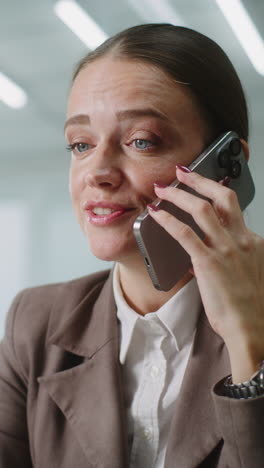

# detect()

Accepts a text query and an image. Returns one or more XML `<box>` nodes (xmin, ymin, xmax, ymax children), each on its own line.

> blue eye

<box><xmin>66</xmin><ymin>142</ymin><xmax>91</xmax><ymax>153</ymax></box>
<box><xmin>75</xmin><ymin>143</ymin><xmax>90</xmax><ymax>153</ymax></box>
<box><xmin>134</xmin><ymin>139</ymin><xmax>153</xmax><ymax>150</ymax></box>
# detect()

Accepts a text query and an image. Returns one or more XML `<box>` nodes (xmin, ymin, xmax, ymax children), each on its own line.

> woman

<box><xmin>1</xmin><ymin>23</ymin><xmax>264</xmax><ymax>468</ymax></box>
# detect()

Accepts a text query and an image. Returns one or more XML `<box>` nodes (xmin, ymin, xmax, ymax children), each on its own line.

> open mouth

<box><xmin>92</xmin><ymin>207</ymin><xmax>136</xmax><ymax>216</ymax></box>
<box><xmin>92</xmin><ymin>207</ymin><xmax>121</xmax><ymax>216</ymax></box>
<box><xmin>86</xmin><ymin>206</ymin><xmax>136</xmax><ymax>225</ymax></box>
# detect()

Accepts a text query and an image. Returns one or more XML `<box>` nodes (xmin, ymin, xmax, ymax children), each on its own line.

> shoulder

<box><xmin>3</xmin><ymin>269</ymin><xmax>111</xmax><ymax>377</ymax></box>
<box><xmin>7</xmin><ymin>268</ymin><xmax>111</xmax><ymax>326</ymax></box>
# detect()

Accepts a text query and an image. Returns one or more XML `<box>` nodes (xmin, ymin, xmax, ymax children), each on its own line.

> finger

<box><xmin>188</xmin><ymin>265</ymin><xmax>196</xmax><ymax>277</ymax></box>
<box><xmin>175</xmin><ymin>167</ymin><xmax>245</xmax><ymax>230</ymax></box>
<box><xmin>147</xmin><ymin>205</ymin><xmax>208</xmax><ymax>259</ymax></box>
<box><xmin>154</xmin><ymin>184</ymin><xmax>226</xmax><ymax>243</ymax></box>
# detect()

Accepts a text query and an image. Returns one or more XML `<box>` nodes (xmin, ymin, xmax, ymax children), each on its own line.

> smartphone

<box><xmin>133</xmin><ymin>131</ymin><xmax>255</xmax><ymax>291</ymax></box>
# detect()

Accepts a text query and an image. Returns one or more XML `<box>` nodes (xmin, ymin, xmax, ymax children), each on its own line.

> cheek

<box><xmin>132</xmin><ymin>161</ymin><xmax>177</xmax><ymax>196</ymax></box>
<box><xmin>68</xmin><ymin>173</ymin><xmax>73</xmax><ymax>198</ymax></box>
<box><xmin>69</xmin><ymin>164</ymin><xmax>82</xmax><ymax>196</ymax></box>
<box><xmin>68</xmin><ymin>166</ymin><xmax>84</xmax><ymax>217</ymax></box>
<box><xmin>68</xmin><ymin>170</ymin><xmax>75</xmax><ymax>201</ymax></box>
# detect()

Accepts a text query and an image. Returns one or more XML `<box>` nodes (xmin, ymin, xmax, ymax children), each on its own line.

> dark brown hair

<box><xmin>73</xmin><ymin>23</ymin><xmax>249</xmax><ymax>141</ymax></box>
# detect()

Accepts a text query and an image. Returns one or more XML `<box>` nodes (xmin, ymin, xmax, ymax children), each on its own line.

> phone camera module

<box><xmin>229</xmin><ymin>138</ymin><xmax>241</xmax><ymax>156</ymax></box>
<box><xmin>218</xmin><ymin>150</ymin><xmax>231</xmax><ymax>168</ymax></box>
<box><xmin>230</xmin><ymin>160</ymin><xmax>242</xmax><ymax>178</ymax></box>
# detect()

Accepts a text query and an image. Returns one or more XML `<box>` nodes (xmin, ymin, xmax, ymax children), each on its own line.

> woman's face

<box><xmin>66</xmin><ymin>56</ymin><xmax>210</xmax><ymax>263</ymax></box>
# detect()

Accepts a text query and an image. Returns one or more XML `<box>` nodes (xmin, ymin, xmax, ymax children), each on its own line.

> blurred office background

<box><xmin>0</xmin><ymin>0</ymin><xmax>263</xmax><ymax>337</ymax></box>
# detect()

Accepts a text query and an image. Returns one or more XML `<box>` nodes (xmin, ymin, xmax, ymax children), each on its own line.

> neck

<box><xmin>117</xmin><ymin>254</ymin><xmax>192</xmax><ymax>316</ymax></box>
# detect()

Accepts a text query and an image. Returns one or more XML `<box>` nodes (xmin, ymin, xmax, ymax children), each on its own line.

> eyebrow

<box><xmin>64</xmin><ymin>108</ymin><xmax>169</xmax><ymax>133</ymax></box>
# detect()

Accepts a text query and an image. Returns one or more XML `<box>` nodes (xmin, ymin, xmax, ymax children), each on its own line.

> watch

<box><xmin>224</xmin><ymin>361</ymin><xmax>264</xmax><ymax>399</ymax></box>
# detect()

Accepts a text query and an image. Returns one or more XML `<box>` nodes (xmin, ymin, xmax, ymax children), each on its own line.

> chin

<box><xmin>87</xmin><ymin>237</ymin><xmax>140</xmax><ymax>263</ymax></box>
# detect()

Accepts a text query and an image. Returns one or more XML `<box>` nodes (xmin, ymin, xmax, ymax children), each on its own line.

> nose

<box><xmin>83</xmin><ymin>144</ymin><xmax>123</xmax><ymax>189</ymax></box>
<box><xmin>84</xmin><ymin>167</ymin><xmax>123</xmax><ymax>188</ymax></box>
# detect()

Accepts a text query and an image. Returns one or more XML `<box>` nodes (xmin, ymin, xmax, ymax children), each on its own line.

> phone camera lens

<box><xmin>218</xmin><ymin>150</ymin><xmax>231</xmax><ymax>168</ymax></box>
<box><xmin>229</xmin><ymin>138</ymin><xmax>241</xmax><ymax>156</ymax></box>
<box><xmin>230</xmin><ymin>160</ymin><xmax>242</xmax><ymax>178</ymax></box>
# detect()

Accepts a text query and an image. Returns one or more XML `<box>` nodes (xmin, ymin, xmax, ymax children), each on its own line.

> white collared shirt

<box><xmin>113</xmin><ymin>265</ymin><xmax>202</xmax><ymax>468</ymax></box>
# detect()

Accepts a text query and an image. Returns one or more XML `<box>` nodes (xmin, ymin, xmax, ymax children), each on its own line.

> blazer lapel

<box><xmin>38</xmin><ymin>271</ymin><xmax>129</xmax><ymax>468</ymax></box>
<box><xmin>165</xmin><ymin>312</ymin><xmax>230</xmax><ymax>468</ymax></box>
<box><xmin>37</xmin><ymin>270</ymin><xmax>230</xmax><ymax>468</ymax></box>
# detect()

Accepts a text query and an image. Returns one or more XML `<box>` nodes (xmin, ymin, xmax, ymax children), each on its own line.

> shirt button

<box><xmin>150</xmin><ymin>365</ymin><xmax>160</xmax><ymax>378</ymax></box>
<box><xmin>142</xmin><ymin>427</ymin><xmax>153</xmax><ymax>441</ymax></box>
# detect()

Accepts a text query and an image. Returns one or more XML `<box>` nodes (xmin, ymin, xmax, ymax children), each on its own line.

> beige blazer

<box><xmin>0</xmin><ymin>269</ymin><xmax>263</xmax><ymax>468</ymax></box>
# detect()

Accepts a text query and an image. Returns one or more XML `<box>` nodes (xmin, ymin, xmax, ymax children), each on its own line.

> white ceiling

<box><xmin>1</xmin><ymin>1</ymin><xmax>263</xmax><ymax>215</ymax></box>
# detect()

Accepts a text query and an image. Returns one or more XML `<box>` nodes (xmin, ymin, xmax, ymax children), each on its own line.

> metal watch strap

<box><xmin>224</xmin><ymin>361</ymin><xmax>264</xmax><ymax>399</ymax></box>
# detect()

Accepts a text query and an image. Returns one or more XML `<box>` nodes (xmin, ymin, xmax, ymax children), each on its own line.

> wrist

<box><xmin>224</xmin><ymin>360</ymin><xmax>264</xmax><ymax>399</ymax></box>
<box><xmin>225</xmin><ymin>333</ymin><xmax>264</xmax><ymax>383</ymax></box>
<box><xmin>229</xmin><ymin>354</ymin><xmax>260</xmax><ymax>384</ymax></box>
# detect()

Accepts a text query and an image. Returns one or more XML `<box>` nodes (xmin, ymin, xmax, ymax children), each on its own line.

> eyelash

<box><xmin>66</xmin><ymin>138</ymin><xmax>159</xmax><ymax>155</ymax></box>
<box><xmin>66</xmin><ymin>143</ymin><xmax>90</xmax><ymax>152</ymax></box>
<box><xmin>131</xmin><ymin>138</ymin><xmax>155</xmax><ymax>150</ymax></box>
<box><xmin>66</xmin><ymin>144</ymin><xmax>74</xmax><ymax>152</ymax></box>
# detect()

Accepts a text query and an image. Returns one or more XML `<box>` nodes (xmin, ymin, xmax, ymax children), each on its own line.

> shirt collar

<box><xmin>113</xmin><ymin>264</ymin><xmax>202</xmax><ymax>362</ymax></box>
<box><xmin>113</xmin><ymin>265</ymin><xmax>139</xmax><ymax>363</ymax></box>
<box><xmin>156</xmin><ymin>276</ymin><xmax>201</xmax><ymax>350</ymax></box>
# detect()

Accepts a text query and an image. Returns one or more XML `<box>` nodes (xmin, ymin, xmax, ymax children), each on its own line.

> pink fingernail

<box><xmin>147</xmin><ymin>204</ymin><xmax>160</xmax><ymax>212</ymax></box>
<box><xmin>176</xmin><ymin>164</ymin><xmax>191</xmax><ymax>173</ymax></box>
<box><xmin>154</xmin><ymin>182</ymin><xmax>168</xmax><ymax>188</ymax></box>
<box><xmin>223</xmin><ymin>176</ymin><xmax>231</xmax><ymax>186</ymax></box>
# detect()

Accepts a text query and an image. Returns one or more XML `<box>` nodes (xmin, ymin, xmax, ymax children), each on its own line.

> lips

<box><xmin>84</xmin><ymin>201</ymin><xmax>136</xmax><ymax>226</ymax></box>
<box><xmin>93</xmin><ymin>207</ymin><xmax>118</xmax><ymax>215</ymax></box>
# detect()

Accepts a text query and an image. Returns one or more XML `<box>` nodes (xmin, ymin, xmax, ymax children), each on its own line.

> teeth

<box><xmin>93</xmin><ymin>207</ymin><xmax>115</xmax><ymax>215</ymax></box>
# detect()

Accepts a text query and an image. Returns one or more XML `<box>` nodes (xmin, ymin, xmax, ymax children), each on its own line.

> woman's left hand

<box><xmin>148</xmin><ymin>166</ymin><xmax>264</xmax><ymax>382</ymax></box>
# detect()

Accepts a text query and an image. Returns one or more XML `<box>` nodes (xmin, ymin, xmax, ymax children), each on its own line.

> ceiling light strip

<box><xmin>54</xmin><ymin>0</ymin><xmax>108</xmax><ymax>50</ymax></box>
<box><xmin>215</xmin><ymin>0</ymin><xmax>264</xmax><ymax>76</ymax></box>
<box><xmin>0</xmin><ymin>72</ymin><xmax>27</xmax><ymax>109</ymax></box>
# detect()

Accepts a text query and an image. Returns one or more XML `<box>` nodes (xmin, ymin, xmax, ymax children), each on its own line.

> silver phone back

<box><xmin>133</xmin><ymin>131</ymin><xmax>255</xmax><ymax>291</ymax></box>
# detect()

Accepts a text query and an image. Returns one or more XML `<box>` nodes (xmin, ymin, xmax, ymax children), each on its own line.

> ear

<box><xmin>240</xmin><ymin>138</ymin><xmax>250</xmax><ymax>161</ymax></box>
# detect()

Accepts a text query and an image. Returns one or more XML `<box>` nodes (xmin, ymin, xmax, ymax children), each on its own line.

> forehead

<box><xmin>67</xmin><ymin>57</ymin><xmax>198</xmax><ymax>119</ymax></box>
